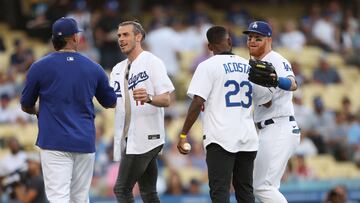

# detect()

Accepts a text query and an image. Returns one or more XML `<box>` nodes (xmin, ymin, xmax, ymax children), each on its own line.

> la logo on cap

<box><xmin>252</xmin><ymin>22</ymin><xmax>258</xmax><ymax>28</ymax></box>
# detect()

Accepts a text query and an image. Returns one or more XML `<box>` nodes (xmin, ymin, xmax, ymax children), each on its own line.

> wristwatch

<box><xmin>146</xmin><ymin>94</ymin><xmax>153</xmax><ymax>104</ymax></box>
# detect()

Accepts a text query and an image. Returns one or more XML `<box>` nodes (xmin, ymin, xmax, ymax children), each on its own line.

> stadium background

<box><xmin>0</xmin><ymin>0</ymin><xmax>360</xmax><ymax>202</ymax></box>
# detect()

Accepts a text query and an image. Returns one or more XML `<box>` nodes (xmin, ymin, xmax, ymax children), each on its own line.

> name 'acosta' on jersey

<box><xmin>223</xmin><ymin>62</ymin><xmax>250</xmax><ymax>74</ymax></box>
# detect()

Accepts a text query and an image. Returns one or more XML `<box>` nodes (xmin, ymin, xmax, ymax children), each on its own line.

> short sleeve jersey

<box><xmin>187</xmin><ymin>54</ymin><xmax>272</xmax><ymax>152</ymax></box>
<box><xmin>110</xmin><ymin>51</ymin><xmax>174</xmax><ymax>161</ymax></box>
<box><xmin>253</xmin><ymin>51</ymin><xmax>295</xmax><ymax>122</ymax></box>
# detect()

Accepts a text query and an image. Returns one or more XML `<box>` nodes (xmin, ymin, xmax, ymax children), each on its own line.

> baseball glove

<box><xmin>248</xmin><ymin>59</ymin><xmax>278</xmax><ymax>87</ymax></box>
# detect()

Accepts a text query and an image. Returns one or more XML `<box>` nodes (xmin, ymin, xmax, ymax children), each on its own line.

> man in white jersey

<box><xmin>110</xmin><ymin>21</ymin><xmax>175</xmax><ymax>203</ymax></box>
<box><xmin>177</xmin><ymin>25</ymin><xmax>272</xmax><ymax>203</ymax></box>
<box><xmin>243</xmin><ymin>21</ymin><xmax>301</xmax><ymax>203</ymax></box>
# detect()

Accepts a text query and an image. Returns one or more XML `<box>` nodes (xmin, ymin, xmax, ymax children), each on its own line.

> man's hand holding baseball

<box><xmin>177</xmin><ymin>134</ymin><xmax>191</xmax><ymax>155</ymax></box>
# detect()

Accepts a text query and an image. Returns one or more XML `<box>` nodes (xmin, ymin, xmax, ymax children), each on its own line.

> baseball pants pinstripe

<box><xmin>40</xmin><ymin>149</ymin><xmax>95</xmax><ymax>203</ymax></box>
<box><xmin>114</xmin><ymin>145</ymin><xmax>163</xmax><ymax>203</ymax></box>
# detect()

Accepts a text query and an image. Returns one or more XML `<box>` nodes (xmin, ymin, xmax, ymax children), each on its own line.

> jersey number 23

<box><xmin>224</xmin><ymin>80</ymin><xmax>252</xmax><ymax>108</ymax></box>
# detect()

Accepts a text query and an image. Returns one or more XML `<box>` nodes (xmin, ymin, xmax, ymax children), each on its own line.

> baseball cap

<box><xmin>243</xmin><ymin>21</ymin><xmax>272</xmax><ymax>37</ymax></box>
<box><xmin>52</xmin><ymin>17</ymin><xmax>82</xmax><ymax>37</ymax></box>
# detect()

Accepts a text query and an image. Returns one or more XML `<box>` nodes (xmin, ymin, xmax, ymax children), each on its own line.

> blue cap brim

<box><xmin>52</xmin><ymin>29</ymin><xmax>83</xmax><ymax>37</ymax></box>
<box><xmin>243</xmin><ymin>30</ymin><xmax>267</xmax><ymax>36</ymax></box>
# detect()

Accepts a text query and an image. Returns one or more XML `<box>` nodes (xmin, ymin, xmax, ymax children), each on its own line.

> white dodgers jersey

<box><xmin>187</xmin><ymin>54</ymin><xmax>272</xmax><ymax>153</ymax></box>
<box><xmin>110</xmin><ymin>51</ymin><xmax>175</xmax><ymax>161</ymax></box>
<box><xmin>253</xmin><ymin>51</ymin><xmax>295</xmax><ymax>122</ymax></box>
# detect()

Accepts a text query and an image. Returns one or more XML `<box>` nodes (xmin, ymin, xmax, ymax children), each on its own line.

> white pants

<box><xmin>40</xmin><ymin>149</ymin><xmax>95</xmax><ymax>203</ymax></box>
<box><xmin>253</xmin><ymin>117</ymin><xmax>300</xmax><ymax>203</ymax></box>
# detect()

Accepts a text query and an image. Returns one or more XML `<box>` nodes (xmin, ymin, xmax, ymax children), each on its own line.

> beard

<box><xmin>121</xmin><ymin>41</ymin><xmax>136</xmax><ymax>55</ymax></box>
<box><xmin>249</xmin><ymin>46</ymin><xmax>265</xmax><ymax>58</ymax></box>
<box><xmin>247</xmin><ymin>40</ymin><xmax>268</xmax><ymax>58</ymax></box>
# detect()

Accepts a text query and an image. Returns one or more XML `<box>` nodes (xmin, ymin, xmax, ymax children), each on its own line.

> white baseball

<box><xmin>183</xmin><ymin>143</ymin><xmax>191</xmax><ymax>151</ymax></box>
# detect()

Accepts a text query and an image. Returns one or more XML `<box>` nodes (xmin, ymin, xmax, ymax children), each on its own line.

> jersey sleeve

<box><xmin>187</xmin><ymin>62</ymin><xmax>212</xmax><ymax>100</ymax></box>
<box><xmin>150</xmin><ymin>57</ymin><xmax>175</xmax><ymax>95</ymax></box>
<box><xmin>252</xmin><ymin>83</ymin><xmax>273</xmax><ymax>106</ymax></box>
<box><xmin>95</xmin><ymin>66</ymin><xmax>117</xmax><ymax>108</ymax></box>
<box><xmin>20</xmin><ymin>63</ymin><xmax>40</xmax><ymax>107</ymax></box>
<box><xmin>273</xmin><ymin>58</ymin><xmax>294</xmax><ymax>78</ymax></box>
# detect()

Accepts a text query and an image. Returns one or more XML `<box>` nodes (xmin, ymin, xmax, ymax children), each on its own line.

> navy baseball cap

<box><xmin>52</xmin><ymin>17</ymin><xmax>82</xmax><ymax>37</ymax></box>
<box><xmin>243</xmin><ymin>21</ymin><xmax>272</xmax><ymax>37</ymax></box>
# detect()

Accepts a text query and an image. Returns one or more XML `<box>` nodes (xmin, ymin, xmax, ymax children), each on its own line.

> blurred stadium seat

<box><xmin>0</xmin><ymin>53</ymin><xmax>9</xmax><ymax>72</ymax></box>
<box><xmin>297</xmin><ymin>46</ymin><xmax>323</xmax><ymax>68</ymax></box>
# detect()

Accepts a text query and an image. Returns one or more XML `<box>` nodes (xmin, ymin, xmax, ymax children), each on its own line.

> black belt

<box><xmin>256</xmin><ymin>116</ymin><xmax>295</xmax><ymax>130</ymax></box>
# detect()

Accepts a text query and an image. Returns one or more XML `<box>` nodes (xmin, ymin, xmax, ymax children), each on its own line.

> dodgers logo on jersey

<box><xmin>128</xmin><ymin>71</ymin><xmax>149</xmax><ymax>90</ymax></box>
<box><xmin>283</xmin><ymin>62</ymin><xmax>292</xmax><ymax>71</ymax></box>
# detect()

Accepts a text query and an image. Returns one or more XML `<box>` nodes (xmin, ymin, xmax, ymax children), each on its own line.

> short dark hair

<box><xmin>119</xmin><ymin>20</ymin><xmax>146</xmax><ymax>42</ymax></box>
<box><xmin>51</xmin><ymin>35</ymin><xmax>67</xmax><ymax>51</ymax></box>
<box><xmin>206</xmin><ymin>26</ymin><xmax>228</xmax><ymax>44</ymax></box>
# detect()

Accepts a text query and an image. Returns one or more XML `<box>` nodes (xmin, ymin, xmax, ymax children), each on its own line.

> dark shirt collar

<box><xmin>217</xmin><ymin>51</ymin><xmax>234</xmax><ymax>55</ymax></box>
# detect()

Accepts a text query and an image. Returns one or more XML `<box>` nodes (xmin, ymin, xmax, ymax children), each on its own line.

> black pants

<box><xmin>114</xmin><ymin>145</ymin><xmax>163</xmax><ymax>203</ymax></box>
<box><xmin>206</xmin><ymin>143</ymin><xmax>257</xmax><ymax>203</ymax></box>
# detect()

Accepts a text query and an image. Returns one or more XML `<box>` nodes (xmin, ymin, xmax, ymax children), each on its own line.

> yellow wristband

<box><xmin>180</xmin><ymin>134</ymin><xmax>187</xmax><ymax>139</ymax></box>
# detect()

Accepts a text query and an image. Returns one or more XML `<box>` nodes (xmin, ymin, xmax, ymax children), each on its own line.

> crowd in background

<box><xmin>0</xmin><ymin>0</ymin><xmax>360</xmax><ymax>202</ymax></box>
